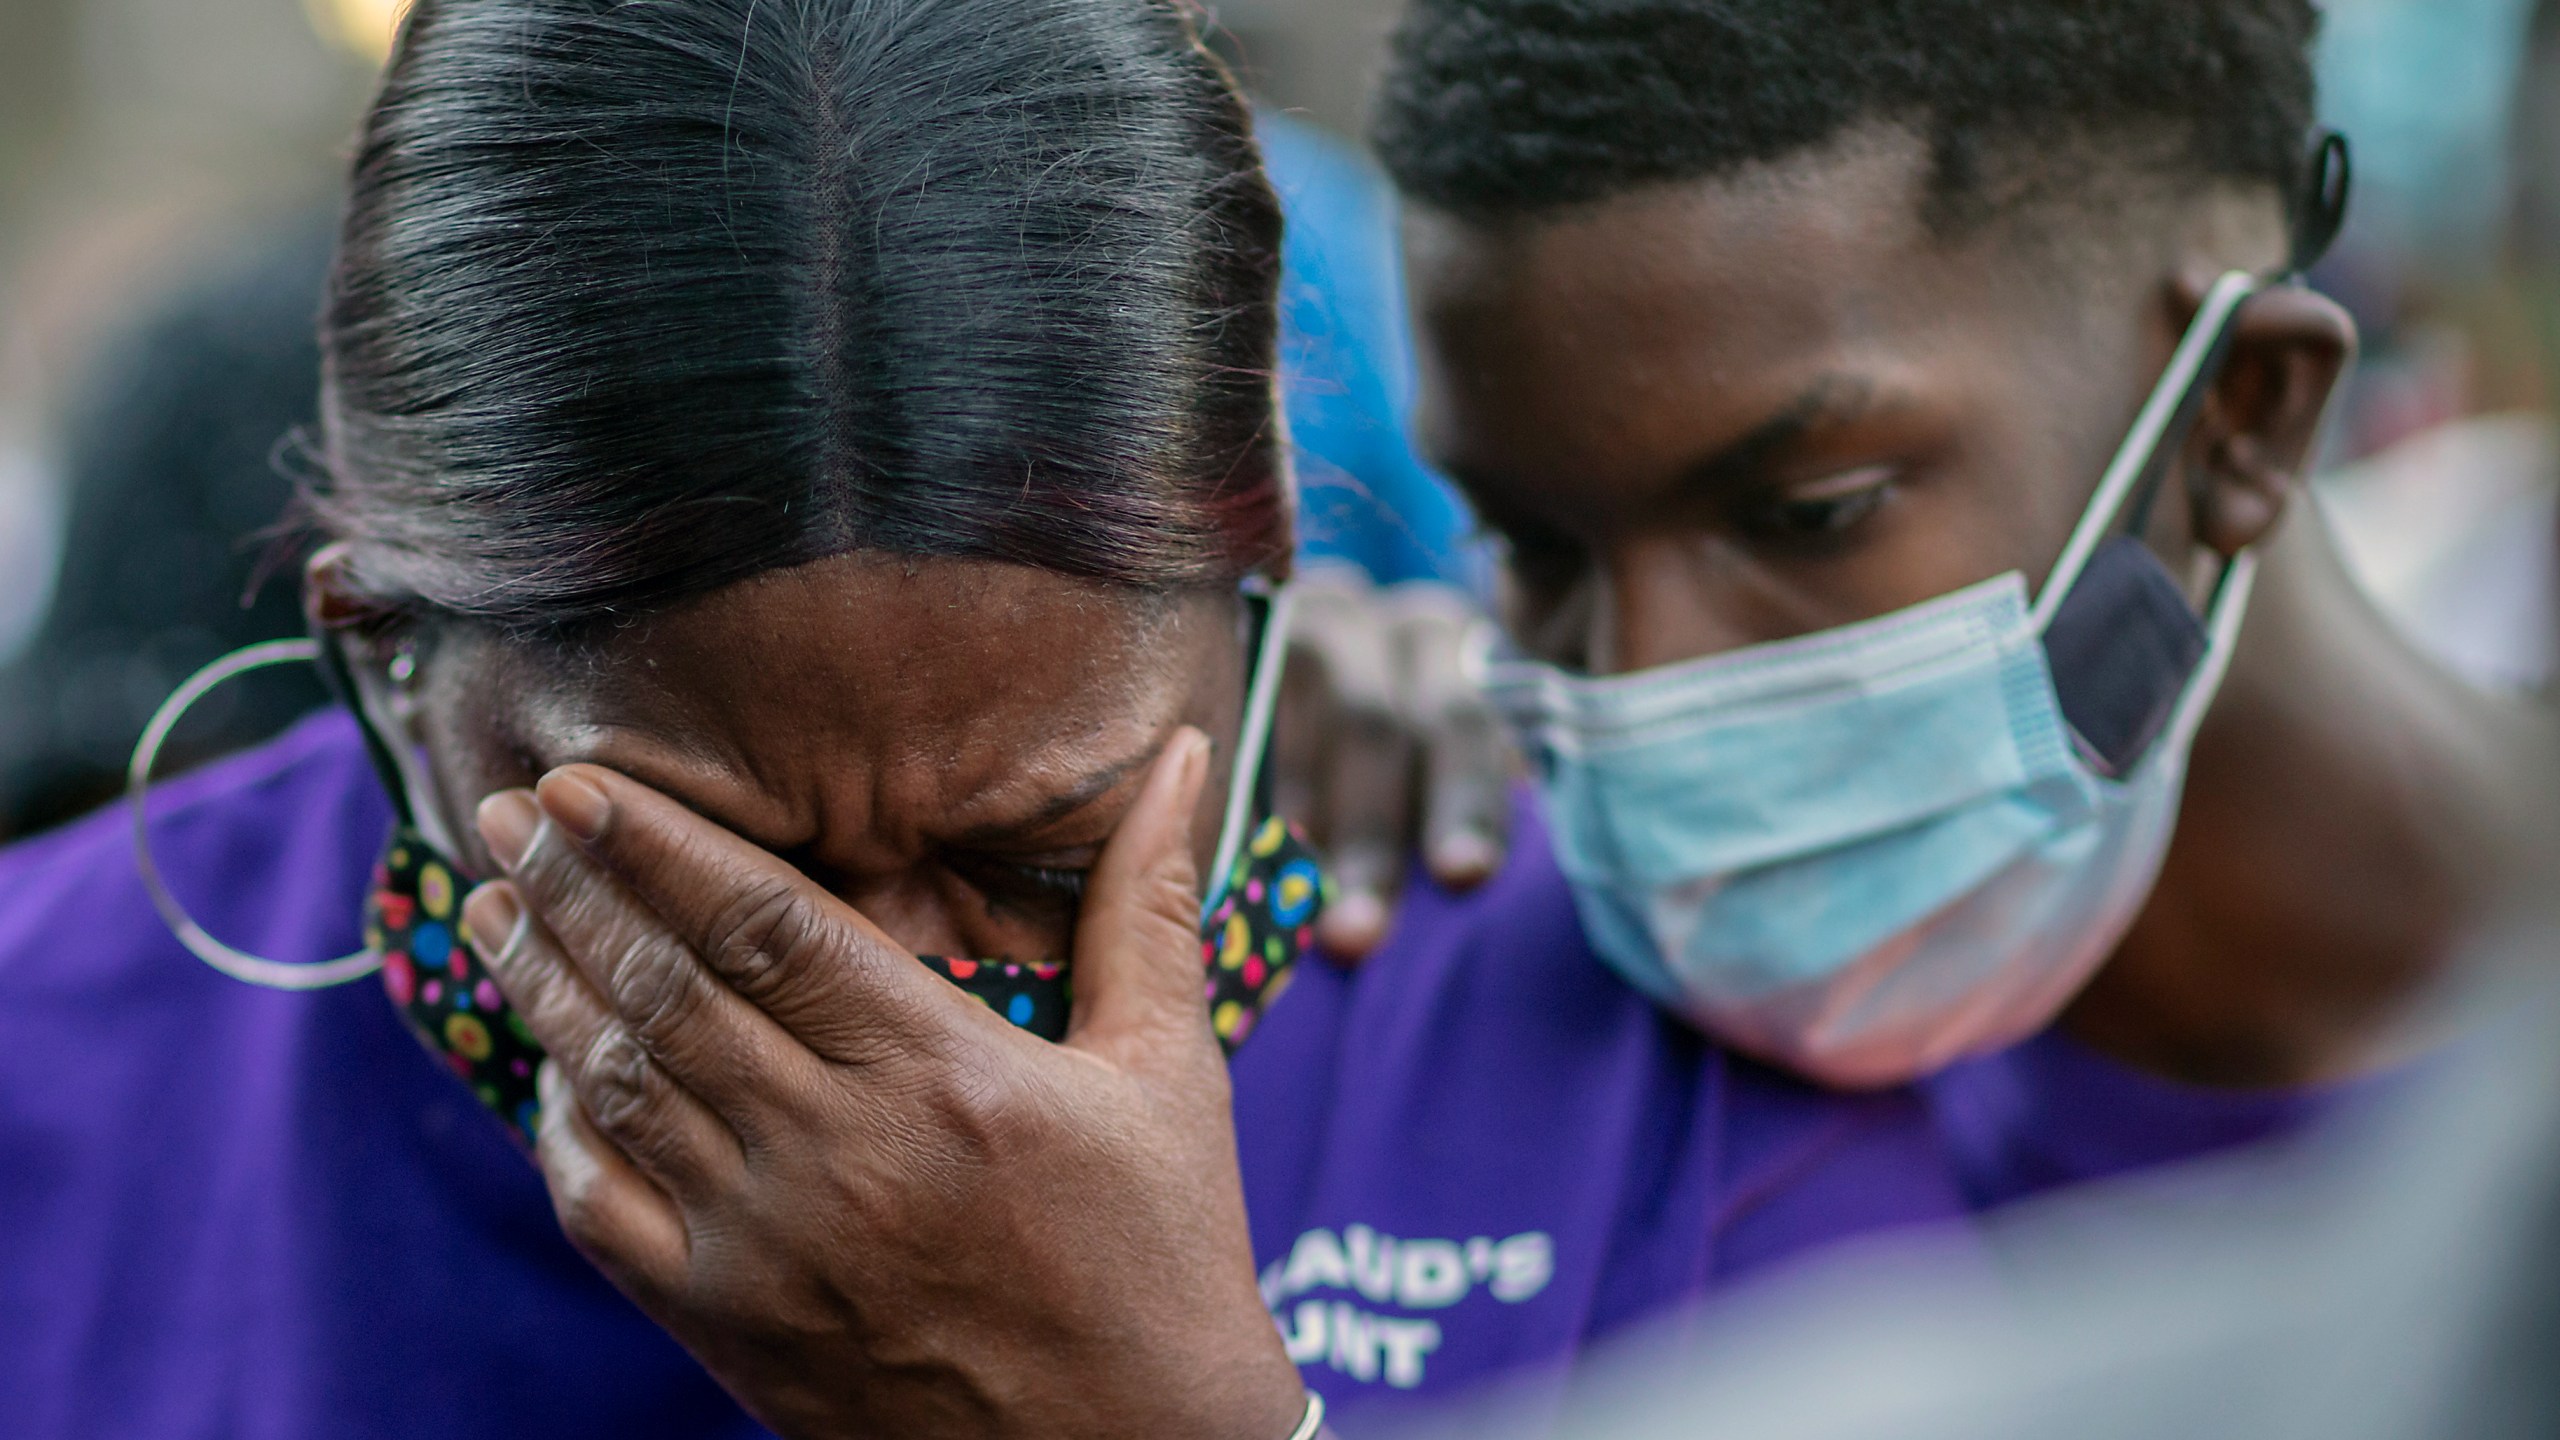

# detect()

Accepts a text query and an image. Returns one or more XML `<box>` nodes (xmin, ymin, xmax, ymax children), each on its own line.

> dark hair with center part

<box><xmin>1372</xmin><ymin>0</ymin><xmax>2322</xmax><ymax>231</ymax></box>
<box><xmin>311</xmin><ymin>0</ymin><xmax>1286</xmax><ymax>634</ymax></box>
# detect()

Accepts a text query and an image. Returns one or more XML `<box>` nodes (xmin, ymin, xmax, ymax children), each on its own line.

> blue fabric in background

<box><xmin>2317</xmin><ymin>0</ymin><xmax>2536</xmax><ymax>261</ymax></box>
<box><xmin>1260</xmin><ymin>110</ymin><xmax>1482</xmax><ymax>591</ymax></box>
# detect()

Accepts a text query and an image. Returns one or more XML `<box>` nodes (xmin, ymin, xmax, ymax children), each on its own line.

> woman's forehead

<box><xmin>457</xmin><ymin>554</ymin><xmax>1232</xmax><ymax>846</ymax></box>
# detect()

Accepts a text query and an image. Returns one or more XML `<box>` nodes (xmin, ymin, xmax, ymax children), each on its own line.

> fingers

<box><xmin>517</xmin><ymin>765</ymin><xmax>948</xmax><ymax>1065</ymax></box>
<box><xmin>1310</xmin><ymin>729</ymin><xmax>1409</xmax><ymax>960</ymax></box>
<box><xmin>1066</xmin><ymin>728</ymin><xmax>1215</xmax><ymax>1072</ymax></box>
<box><xmin>477</xmin><ymin>784</ymin><xmax>817</xmax><ymax>1128</ymax></box>
<box><xmin>463</xmin><ymin>871</ymin><xmax>744</xmax><ymax>1196</ymax></box>
<box><xmin>1283</xmin><ymin>571</ymin><xmax>1416</xmax><ymax>959</ymax></box>
<box><xmin>1420</xmin><ymin>706</ymin><xmax>1511</xmax><ymax>888</ymax></box>
<box><xmin>532</xmin><ymin>1059</ymin><xmax>691</xmax><ymax>1305</ymax></box>
<box><xmin>1390</xmin><ymin>588</ymin><xmax>1513</xmax><ymax>891</ymax></box>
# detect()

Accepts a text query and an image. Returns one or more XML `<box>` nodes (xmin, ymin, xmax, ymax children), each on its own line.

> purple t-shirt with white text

<box><xmin>0</xmin><ymin>715</ymin><xmax>2341</xmax><ymax>1436</ymax></box>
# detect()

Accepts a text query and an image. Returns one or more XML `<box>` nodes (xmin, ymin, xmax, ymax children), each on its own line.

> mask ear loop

<box><xmin>2146</xmin><ymin>549</ymin><xmax>2261</xmax><ymax>775</ymax></box>
<box><xmin>2031</xmin><ymin>133</ymin><xmax>2352</xmax><ymax>631</ymax></box>
<box><xmin>1201</xmin><ymin>580</ymin><xmax>1297</xmax><ymax>924</ymax></box>
<box><xmin>2029</xmin><ymin>269</ymin><xmax>2262</xmax><ymax>634</ymax></box>
<box><xmin>127</xmin><ymin>639</ymin><xmax>386</xmax><ymax>990</ymax></box>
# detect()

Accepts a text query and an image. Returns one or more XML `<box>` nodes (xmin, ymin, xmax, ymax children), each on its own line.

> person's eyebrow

<box><xmin>1429</xmin><ymin>373</ymin><xmax>1878</xmax><ymax>526</ymax></box>
<box><xmin>948</xmin><ymin>736</ymin><xmax>1169</xmax><ymax>848</ymax></box>
<box><xmin>1675</xmin><ymin>374</ymin><xmax>1875</xmax><ymax>499</ymax></box>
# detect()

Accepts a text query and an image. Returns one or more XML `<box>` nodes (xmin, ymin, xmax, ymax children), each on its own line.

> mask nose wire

<box><xmin>2028</xmin><ymin>269</ymin><xmax>2262</xmax><ymax>636</ymax></box>
<box><xmin>128</xmin><ymin>639</ymin><xmax>386</xmax><ymax>990</ymax></box>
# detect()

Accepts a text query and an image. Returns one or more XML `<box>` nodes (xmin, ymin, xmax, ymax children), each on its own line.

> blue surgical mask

<box><xmin>1480</xmin><ymin>272</ymin><xmax>2267</xmax><ymax>1089</ymax></box>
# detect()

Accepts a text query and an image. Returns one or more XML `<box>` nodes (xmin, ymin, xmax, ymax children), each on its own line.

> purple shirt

<box><xmin>1232</xmin><ymin>795</ymin><xmax>2346</xmax><ymax>1431</ymax></box>
<box><xmin>0</xmin><ymin>715</ymin><xmax>2335</xmax><ymax>1436</ymax></box>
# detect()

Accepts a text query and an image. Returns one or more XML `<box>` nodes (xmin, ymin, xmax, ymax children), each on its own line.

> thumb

<box><xmin>1066</xmin><ymin>726</ymin><xmax>1215</xmax><ymax>1069</ymax></box>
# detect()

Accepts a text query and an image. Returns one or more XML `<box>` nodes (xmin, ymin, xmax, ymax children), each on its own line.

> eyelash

<box><xmin>1003</xmin><ymin>863</ymin><xmax>1088</xmax><ymax>903</ymax></box>
<box><xmin>951</xmin><ymin>855</ymin><xmax>1090</xmax><ymax>917</ymax></box>
<box><xmin>1746</xmin><ymin>473</ymin><xmax>1895</xmax><ymax>543</ymax></box>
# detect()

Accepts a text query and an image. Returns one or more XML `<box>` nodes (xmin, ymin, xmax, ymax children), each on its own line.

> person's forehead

<box><xmin>1401</xmin><ymin>128</ymin><xmax>2010</xmax><ymax>474</ymax></box>
<box><xmin>1412</xmin><ymin>127</ymin><xmax>1936</xmax><ymax>318</ymax></box>
<box><xmin>469</xmin><ymin>555</ymin><xmax>1208</xmax><ymax>839</ymax></box>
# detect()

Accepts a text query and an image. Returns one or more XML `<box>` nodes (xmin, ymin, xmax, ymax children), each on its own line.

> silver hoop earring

<box><xmin>127</xmin><ymin>638</ymin><xmax>385</xmax><ymax>991</ymax></box>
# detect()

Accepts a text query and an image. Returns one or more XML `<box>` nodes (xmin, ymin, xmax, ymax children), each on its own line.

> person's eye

<box><xmin>949</xmin><ymin>853</ymin><xmax>1090</xmax><ymax>918</ymax></box>
<box><xmin>1745</xmin><ymin>466</ymin><xmax>1896</xmax><ymax>542</ymax></box>
<box><xmin>1001</xmin><ymin>862</ymin><xmax>1088</xmax><ymax>904</ymax></box>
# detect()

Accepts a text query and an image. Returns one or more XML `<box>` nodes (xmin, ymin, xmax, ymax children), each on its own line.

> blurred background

<box><xmin>0</xmin><ymin>0</ymin><xmax>2553</xmax><ymax>841</ymax></box>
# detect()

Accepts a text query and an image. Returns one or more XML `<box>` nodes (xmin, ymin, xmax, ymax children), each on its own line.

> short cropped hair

<box><xmin>1372</xmin><ymin>0</ymin><xmax>2322</xmax><ymax>231</ymax></box>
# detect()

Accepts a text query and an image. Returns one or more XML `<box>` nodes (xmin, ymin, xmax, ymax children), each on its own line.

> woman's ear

<box><xmin>304</xmin><ymin>542</ymin><xmax>421</xmax><ymax>724</ymax></box>
<box><xmin>2181</xmin><ymin>282</ymin><xmax>2358</xmax><ymax>557</ymax></box>
<box><xmin>305</xmin><ymin>542</ymin><xmax>389</xmax><ymax>636</ymax></box>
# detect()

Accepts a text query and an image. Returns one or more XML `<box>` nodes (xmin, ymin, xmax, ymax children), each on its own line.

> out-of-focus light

<box><xmin>306</xmin><ymin>0</ymin><xmax>410</xmax><ymax>67</ymax></box>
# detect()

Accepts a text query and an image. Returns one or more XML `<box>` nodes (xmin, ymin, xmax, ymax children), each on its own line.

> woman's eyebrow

<box><xmin>949</xmin><ymin>737</ymin><xmax>1169</xmax><ymax>846</ymax></box>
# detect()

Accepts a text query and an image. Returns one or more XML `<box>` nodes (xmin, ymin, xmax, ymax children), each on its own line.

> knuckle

<box><xmin>608</xmin><ymin>931</ymin><xmax>707</xmax><ymax>1052</ymax></box>
<box><xmin>915</xmin><ymin>1059</ymin><xmax>1049</xmax><ymax>1181</ymax></box>
<box><xmin>550</xmin><ymin>1168</ymin><xmax>608</xmax><ymax>1248</ymax></box>
<box><xmin>704</xmin><ymin>876</ymin><xmax>823</xmax><ymax>1001</ymax></box>
<box><xmin>579</xmin><ymin>1028</ymin><xmax>668</xmax><ymax>1141</ymax></box>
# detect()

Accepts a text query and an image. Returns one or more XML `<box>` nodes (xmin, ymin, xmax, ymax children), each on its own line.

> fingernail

<box><xmin>1429</xmin><ymin>828</ymin><xmax>1501</xmax><ymax>887</ymax></box>
<box><xmin>538</xmin><ymin>769</ymin><xmax>610</xmax><ymax>843</ymax></box>
<box><xmin>463</xmin><ymin>884</ymin><xmax>526</xmax><ymax>968</ymax></box>
<box><xmin>478</xmin><ymin>790</ymin><xmax>541</xmax><ymax>871</ymax></box>
<box><xmin>1320</xmin><ymin>888</ymin><xmax>1391</xmax><ymax>958</ymax></box>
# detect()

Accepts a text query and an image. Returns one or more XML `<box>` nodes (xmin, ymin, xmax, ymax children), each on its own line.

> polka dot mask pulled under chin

<box><xmin>365</xmin><ymin>812</ymin><xmax>1329</xmax><ymax>1147</ymax></box>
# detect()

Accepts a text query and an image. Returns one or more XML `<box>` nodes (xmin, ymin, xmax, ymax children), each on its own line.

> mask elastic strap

<box><xmin>317</xmin><ymin>630</ymin><xmax>475</xmax><ymax>865</ymax></box>
<box><xmin>2150</xmin><ymin>549</ymin><xmax>2260</xmax><ymax>770</ymax></box>
<box><xmin>1201</xmin><ymin>580</ymin><xmax>1296</xmax><ymax>923</ymax></box>
<box><xmin>127</xmin><ymin>640</ymin><xmax>385</xmax><ymax>990</ymax></box>
<box><xmin>2029</xmin><ymin>270</ymin><xmax>2262</xmax><ymax>634</ymax></box>
<box><xmin>311</xmin><ymin>630</ymin><xmax>418</xmax><ymax>829</ymax></box>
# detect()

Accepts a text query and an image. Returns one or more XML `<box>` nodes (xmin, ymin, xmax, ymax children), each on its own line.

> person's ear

<box><xmin>305</xmin><ymin>541</ymin><xmax>391</xmax><ymax>637</ymax></box>
<box><xmin>2177</xmin><ymin>279</ymin><xmax>2358</xmax><ymax>557</ymax></box>
<box><xmin>305</xmin><ymin>542</ymin><xmax>420</xmax><ymax>723</ymax></box>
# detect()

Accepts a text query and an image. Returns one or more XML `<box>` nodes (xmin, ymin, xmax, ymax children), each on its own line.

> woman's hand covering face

<box><xmin>1271</xmin><ymin>566</ymin><xmax>1518</xmax><ymax>959</ymax></box>
<box><xmin>461</xmin><ymin>735</ymin><xmax>1309</xmax><ymax>1440</ymax></box>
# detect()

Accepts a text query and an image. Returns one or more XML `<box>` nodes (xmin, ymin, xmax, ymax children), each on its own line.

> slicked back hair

<box><xmin>313</xmin><ymin>0</ymin><xmax>1287</xmax><ymax>635</ymax></box>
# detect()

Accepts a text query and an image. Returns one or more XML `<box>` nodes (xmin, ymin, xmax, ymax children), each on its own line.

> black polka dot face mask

<box><xmin>355</xmin><ymin>587</ymin><xmax>1324</xmax><ymax>1147</ymax></box>
<box><xmin>135</xmin><ymin>589</ymin><xmax>1326</xmax><ymax>1149</ymax></box>
<box><xmin>361</xmin><ymin>810</ymin><xmax>1327</xmax><ymax>1147</ymax></box>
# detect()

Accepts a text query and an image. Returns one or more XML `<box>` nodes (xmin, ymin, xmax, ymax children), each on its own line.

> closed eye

<box><xmin>946</xmin><ymin>851</ymin><xmax>1090</xmax><ymax>921</ymax></box>
<box><xmin>1742</xmin><ymin>465</ymin><xmax>1896</xmax><ymax>544</ymax></box>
